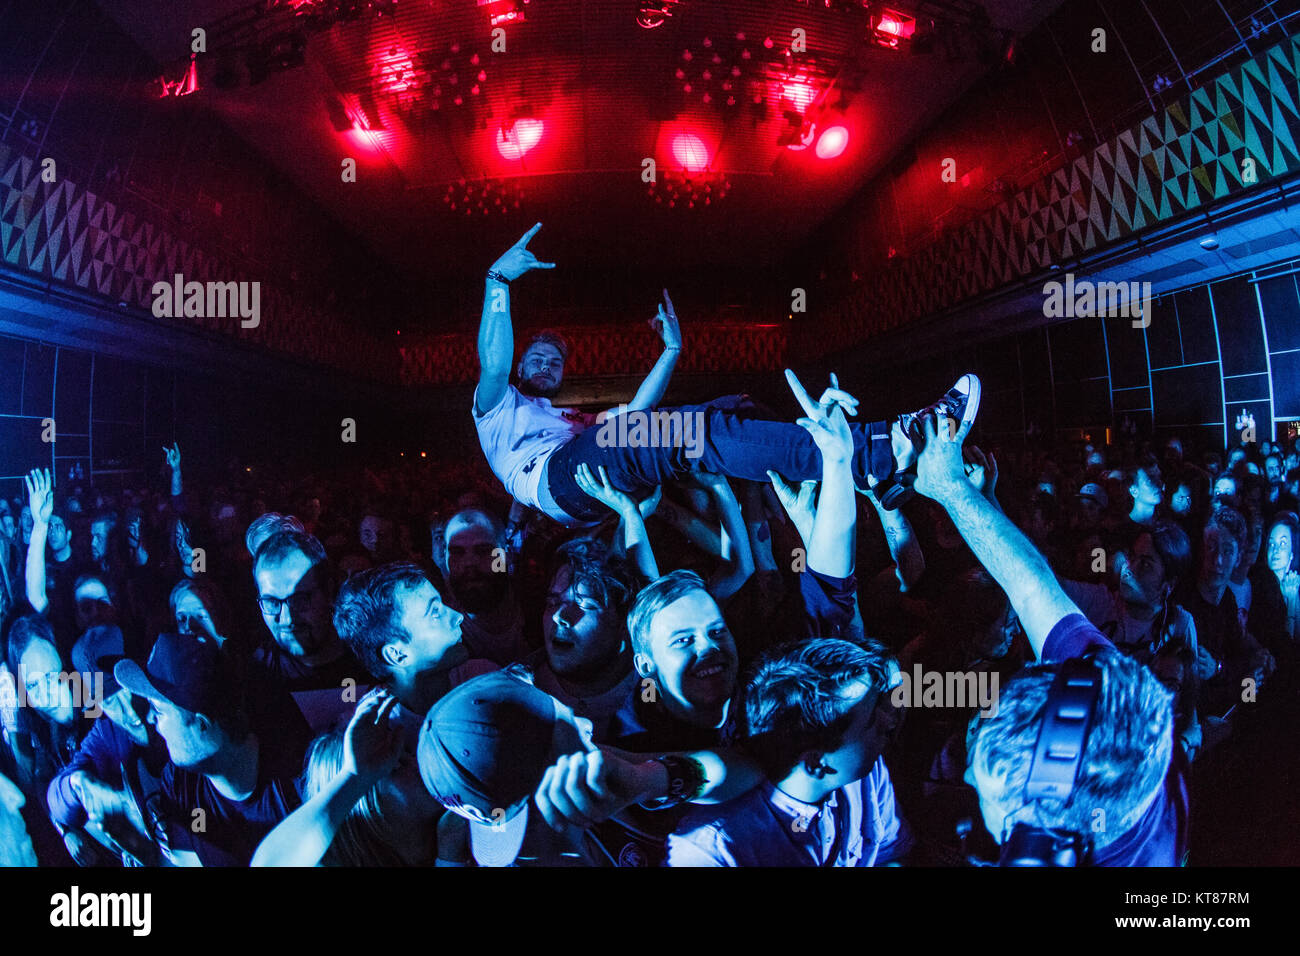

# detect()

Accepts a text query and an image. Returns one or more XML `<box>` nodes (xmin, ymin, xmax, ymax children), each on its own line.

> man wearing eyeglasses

<box><xmin>250</xmin><ymin>531</ymin><xmax>370</xmax><ymax>728</ymax></box>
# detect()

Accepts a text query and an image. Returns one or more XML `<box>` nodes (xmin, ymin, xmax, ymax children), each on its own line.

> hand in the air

<box><xmin>489</xmin><ymin>223</ymin><xmax>556</xmax><ymax>282</ymax></box>
<box><xmin>24</xmin><ymin>469</ymin><xmax>53</xmax><ymax>527</ymax></box>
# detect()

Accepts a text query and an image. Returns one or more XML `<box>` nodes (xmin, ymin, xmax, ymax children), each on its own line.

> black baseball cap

<box><xmin>71</xmin><ymin>624</ymin><xmax>125</xmax><ymax>697</ymax></box>
<box><xmin>417</xmin><ymin>671</ymin><xmax>566</xmax><ymax>867</ymax></box>
<box><xmin>114</xmin><ymin>633</ymin><xmax>235</xmax><ymax>718</ymax></box>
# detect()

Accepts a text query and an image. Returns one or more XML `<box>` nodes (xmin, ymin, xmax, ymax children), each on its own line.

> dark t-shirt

<box><xmin>249</xmin><ymin>639</ymin><xmax>372</xmax><ymax>693</ymax></box>
<box><xmin>161</xmin><ymin>730</ymin><xmax>305</xmax><ymax>867</ymax></box>
<box><xmin>44</xmin><ymin>554</ymin><xmax>83</xmax><ymax>659</ymax></box>
<box><xmin>1174</xmin><ymin>583</ymin><xmax>1264</xmax><ymax>716</ymax></box>
<box><xmin>1041</xmin><ymin>613</ymin><xmax>1189</xmax><ymax>866</ymax></box>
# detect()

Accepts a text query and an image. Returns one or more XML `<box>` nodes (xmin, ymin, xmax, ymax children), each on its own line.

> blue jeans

<box><xmin>546</xmin><ymin>395</ymin><xmax>896</xmax><ymax>522</ymax></box>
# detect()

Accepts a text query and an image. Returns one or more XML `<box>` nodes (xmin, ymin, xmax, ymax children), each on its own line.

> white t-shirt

<box><xmin>473</xmin><ymin>384</ymin><xmax>589</xmax><ymax>521</ymax></box>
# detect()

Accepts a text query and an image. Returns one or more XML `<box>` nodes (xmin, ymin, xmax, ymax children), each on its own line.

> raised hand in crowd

<box><xmin>23</xmin><ymin>468</ymin><xmax>53</xmax><ymax>613</ymax></box>
<box><xmin>164</xmin><ymin>442</ymin><xmax>183</xmax><ymax>496</ymax></box>
<box><xmin>576</xmin><ymin>463</ymin><xmax>659</xmax><ymax>580</ymax></box>
<box><xmin>488</xmin><ymin>222</ymin><xmax>556</xmax><ymax>282</ymax></box>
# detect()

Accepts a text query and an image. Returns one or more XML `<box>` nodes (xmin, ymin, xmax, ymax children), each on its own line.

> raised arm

<box><xmin>619</xmin><ymin>290</ymin><xmax>682</xmax><ymax>415</ymax></box>
<box><xmin>963</xmin><ymin>443</ymin><xmax>1002</xmax><ymax>513</ymax></box>
<box><xmin>913</xmin><ymin>414</ymin><xmax>1078</xmax><ymax>659</ymax></box>
<box><xmin>687</xmin><ymin>473</ymin><xmax>755</xmax><ymax>603</ymax></box>
<box><xmin>653</xmin><ymin>496</ymin><xmax>725</xmax><ymax>558</ymax></box>
<box><xmin>575</xmin><ymin>464</ymin><xmax>660</xmax><ymax>581</ymax></box>
<box><xmin>163</xmin><ymin>443</ymin><xmax>183</xmax><ymax>498</ymax></box>
<box><xmin>768</xmin><ymin>370</ymin><xmax>860</xmax><ymax>578</ymax></box>
<box><xmin>475</xmin><ymin>223</ymin><xmax>555</xmax><ymax>417</ymax></box>
<box><xmin>862</xmin><ymin>479</ymin><xmax>925</xmax><ymax>591</ymax></box>
<box><xmin>23</xmin><ymin>469</ymin><xmax>53</xmax><ymax>614</ymax></box>
<box><xmin>251</xmin><ymin>692</ymin><xmax>400</xmax><ymax>867</ymax></box>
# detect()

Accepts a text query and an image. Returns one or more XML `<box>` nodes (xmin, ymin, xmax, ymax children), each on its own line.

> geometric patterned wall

<box><xmin>0</xmin><ymin>143</ymin><xmax>398</xmax><ymax>381</ymax></box>
<box><xmin>400</xmin><ymin>320</ymin><xmax>791</xmax><ymax>386</ymax></box>
<box><xmin>805</xmin><ymin>34</ymin><xmax>1300</xmax><ymax>361</ymax></box>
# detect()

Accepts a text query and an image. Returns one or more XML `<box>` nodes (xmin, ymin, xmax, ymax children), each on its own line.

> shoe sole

<box><xmin>901</xmin><ymin>373</ymin><xmax>983</xmax><ymax>443</ymax></box>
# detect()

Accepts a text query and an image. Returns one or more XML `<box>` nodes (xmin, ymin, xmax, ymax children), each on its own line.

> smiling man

<box><xmin>615</xmin><ymin>570</ymin><xmax>740</xmax><ymax>754</ymax></box>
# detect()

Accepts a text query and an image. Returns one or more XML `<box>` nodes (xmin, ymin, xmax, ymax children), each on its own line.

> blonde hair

<box><xmin>301</xmin><ymin>728</ymin><xmax>407</xmax><ymax>867</ymax></box>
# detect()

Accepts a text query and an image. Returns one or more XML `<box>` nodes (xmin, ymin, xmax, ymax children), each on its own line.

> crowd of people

<box><xmin>0</xmin><ymin>227</ymin><xmax>1297</xmax><ymax>867</ymax></box>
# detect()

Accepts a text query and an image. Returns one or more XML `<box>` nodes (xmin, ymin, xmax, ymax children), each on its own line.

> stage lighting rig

<box><xmin>638</xmin><ymin>0</ymin><xmax>686</xmax><ymax>30</ymax></box>
<box><xmin>869</xmin><ymin>7</ymin><xmax>917</xmax><ymax>48</ymax></box>
<box><xmin>675</xmin><ymin>33</ymin><xmax>772</xmax><ymax>112</ymax></box>
<box><xmin>280</xmin><ymin>0</ymin><xmax>398</xmax><ymax>25</ymax></box>
<box><xmin>478</xmin><ymin>0</ymin><xmax>529</xmax><ymax>27</ymax></box>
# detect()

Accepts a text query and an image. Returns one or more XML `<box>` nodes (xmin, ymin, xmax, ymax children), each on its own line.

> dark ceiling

<box><xmin>96</xmin><ymin>0</ymin><xmax>1062</xmax><ymax>282</ymax></box>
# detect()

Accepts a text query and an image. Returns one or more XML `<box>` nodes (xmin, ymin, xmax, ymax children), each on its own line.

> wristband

<box><xmin>639</xmin><ymin>754</ymin><xmax>707</xmax><ymax>810</ymax></box>
<box><xmin>486</xmin><ymin>270</ymin><xmax>510</xmax><ymax>284</ymax></box>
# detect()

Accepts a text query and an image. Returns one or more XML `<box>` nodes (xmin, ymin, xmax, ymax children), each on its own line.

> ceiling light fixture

<box><xmin>638</xmin><ymin>0</ymin><xmax>686</xmax><ymax>29</ymax></box>
<box><xmin>815</xmin><ymin>125</ymin><xmax>849</xmax><ymax>159</ymax></box>
<box><xmin>497</xmin><ymin>117</ymin><xmax>544</xmax><ymax>159</ymax></box>
<box><xmin>869</xmin><ymin>8</ymin><xmax>917</xmax><ymax>49</ymax></box>
<box><xmin>671</xmin><ymin>132</ymin><xmax>710</xmax><ymax>172</ymax></box>
<box><xmin>478</xmin><ymin>0</ymin><xmax>528</xmax><ymax>27</ymax></box>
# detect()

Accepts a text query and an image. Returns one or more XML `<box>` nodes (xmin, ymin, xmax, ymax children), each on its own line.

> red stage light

<box><xmin>780</xmin><ymin>78</ymin><xmax>817</xmax><ymax>112</ymax></box>
<box><xmin>815</xmin><ymin>125</ymin><xmax>849</xmax><ymax>159</ymax></box>
<box><xmin>497</xmin><ymin>118</ymin><xmax>544</xmax><ymax>159</ymax></box>
<box><xmin>157</xmin><ymin>55</ymin><xmax>199</xmax><ymax>98</ymax></box>
<box><xmin>870</xmin><ymin>9</ymin><xmax>917</xmax><ymax>48</ymax></box>
<box><xmin>348</xmin><ymin>126</ymin><xmax>386</xmax><ymax>154</ymax></box>
<box><xmin>671</xmin><ymin>133</ymin><xmax>710</xmax><ymax>172</ymax></box>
